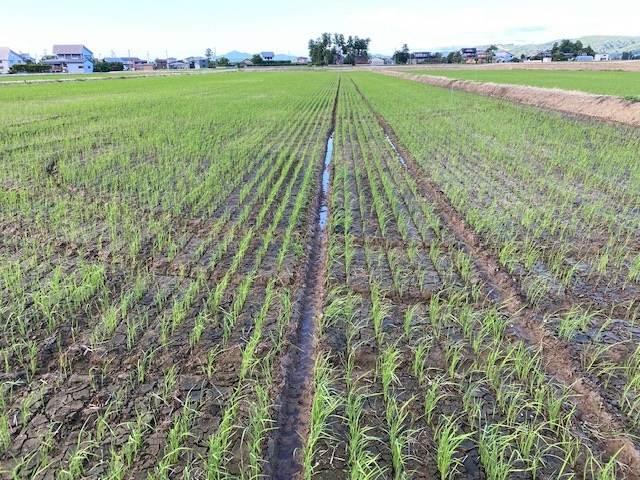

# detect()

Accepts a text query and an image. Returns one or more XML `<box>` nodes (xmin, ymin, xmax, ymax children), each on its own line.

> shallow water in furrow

<box><xmin>272</xmin><ymin>129</ymin><xmax>334</xmax><ymax>480</ymax></box>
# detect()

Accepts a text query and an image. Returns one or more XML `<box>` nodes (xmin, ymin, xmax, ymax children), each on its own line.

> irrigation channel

<box><xmin>270</xmin><ymin>84</ymin><xmax>339</xmax><ymax>479</ymax></box>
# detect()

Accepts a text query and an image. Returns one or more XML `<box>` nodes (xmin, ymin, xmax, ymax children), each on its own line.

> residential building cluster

<box><xmin>0</xmin><ymin>42</ymin><xmax>615</xmax><ymax>74</ymax></box>
<box><xmin>0</xmin><ymin>44</ymin><xmax>274</xmax><ymax>74</ymax></box>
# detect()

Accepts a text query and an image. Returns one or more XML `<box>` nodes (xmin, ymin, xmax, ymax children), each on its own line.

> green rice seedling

<box><xmin>478</xmin><ymin>424</ymin><xmax>522</xmax><ymax>480</ymax></box>
<box><xmin>412</xmin><ymin>335</ymin><xmax>433</xmax><ymax>386</ymax></box>
<box><xmin>154</xmin><ymin>400</ymin><xmax>197</xmax><ymax>479</ymax></box>
<box><xmin>242</xmin><ymin>382</ymin><xmax>273</xmax><ymax>480</ymax></box>
<box><xmin>0</xmin><ymin>413</ymin><xmax>10</xmax><ymax>455</ymax></box>
<box><xmin>455</xmin><ymin>251</ymin><xmax>472</xmax><ymax>283</ymax></box>
<box><xmin>206</xmin><ymin>396</ymin><xmax>240</xmax><ymax>479</ymax></box>
<box><xmin>581</xmin><ymin>342</ymin><xmax>624</xmax><ymax>387</ymax></box>
<box><xmin>189</xmin><ymin>310</ymin><xmax>209</xmax><ymax>350</ymax></box>
<box><xmin>582</xmin><ymin>446</ymin><xmax>624</xmax><ymax>480</ymax></box>
<box><xmin>385</xmin><ymin>398</ymin><xmax>416</xmax><ymax>480</ymax></box>
<box><xmin>342</xmin><ymin>389</ymin><xmax>386</xmax><ymax>479</ymax></box>
<box><xmin>303</xmin><ymin>353</ymin><xmax>341</xmax><ymax>479</ymax></box>
<box><xmin>434</xmin><ymin>415</ymin><xmax>475</xmax><ymax>480</ymax></box>
<box><xmin>57</xmin><ymin>426</ymin><xmax>95</xmax><ymax>480</ymax></box>
<box><xmin>136</xmin><ymin>347</ymin><xmax>159</xmax><ymax>385</ymax></box>
<box><xmin>370</xmin><ymin>283</ymin><xmax>390</xmax><ymax>346</ymax></box>
<box><xmin>424</xmin><ymin>374</ymin><xmax>450</xmax><ymax>425</ymax></box>
<box><xmin>444</xmin><ymin>341</ymin><xmax>464</xmax><ymax>379</ymax></box>
<box><xmin>556</xmin><ymin>307</ymin><xmax>600</xmax><ymax>341</ymax></box>
<box><xmin>403</xmin><ymin>304</ymin><xmax>419</xmax><ymax>341</ymax></box>
<box><xmin>379</xmin><ymin>343</ymin><xmax>402</xmax><ymax>404</ymax></box>
<box><xmin>161</xmin><ymin>365</ymin><xmax>178</xmax><ymax>403</ymax></box>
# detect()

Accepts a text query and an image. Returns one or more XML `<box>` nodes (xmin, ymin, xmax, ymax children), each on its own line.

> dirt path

<box><xmin>350</xmin><ymin>78</ymin><xmax>640</xmax><ymax>478</ymax></box>
<box><xmin>268</xmin><ymin>79</ymin><xmax>340</xmax><ymax>480</ymax></box>
<box><xmin>377</xmin><ymin>70</ymin><xmax>640</xmax><ymax>128</ymax></box>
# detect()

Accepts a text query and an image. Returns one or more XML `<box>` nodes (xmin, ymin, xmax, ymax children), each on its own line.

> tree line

<box><xmin>308</xmin><ymin>33</ymin><xmax>371</xmax><ymax>65</ymax></box>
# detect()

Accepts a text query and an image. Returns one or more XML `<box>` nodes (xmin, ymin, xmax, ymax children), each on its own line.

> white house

<box><xmin>42</xmin><ymin>44</ymin><xmax>94</xmax><ymax>73</ymax></box>
<box><xmin>0</xmin><ymin>47</ymin><xmax>26</xmax><ymax>73</ymax></box>
<box><xmin>369</xmin><ymin>57</ymin><xmax>385</xmax><ymax>66</ymax></box>
<box><xmin>595</xmin><ymin>53</ymin><xmax>609</xmax><ymax>61</ymax></box>
<box><xmin>185</xmin><ymin>56</ymin><xmax>209</xmax><ymax>69</ymax></box>
<box><xmin>493</xmin><ymin>49</ymin><xmax>513</xmax><ymax>63</ymax></box>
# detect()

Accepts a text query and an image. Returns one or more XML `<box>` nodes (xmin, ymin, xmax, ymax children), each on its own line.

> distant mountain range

<box><xmin>215</xmin><ymin>51</ymin><xmax>298</xmax><ymax>62</ymax></box>
<box><xmin>425</xmin><ymin>36</ymin><xmax>640</xmax><ymax>58</ymax></box>
<box><xmin>215</xmin><ymin>37</ymin><xmax>639</xmax><ymax>63</ymax></box>
<box><xmin>487</xmin><ymin>35</ymin><xmax>640</xmax><ymax>58</ymax></box>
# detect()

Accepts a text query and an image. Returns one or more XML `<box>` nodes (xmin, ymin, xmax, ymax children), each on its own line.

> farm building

<box><xmin>575</xmin><ymin>55</ymin><xmax>594</xmax><ymax>61</ymax></box>
<box><xmin>0</xmin><ymin>47</ymin><xmax>26</xmax><ymax>73</ymax></box>
<box><xmin>42</xmin><ymin>45</ymin><xmax>94</xmax><ymax>73</ymax></box>
<box><xmin>595</xmin><ymin>53</ymin><xmax>609</xmax><ymax>61</ymax></box>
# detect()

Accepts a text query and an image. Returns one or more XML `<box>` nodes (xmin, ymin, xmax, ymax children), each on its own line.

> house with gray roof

<box><xmin>42</xmin><ymin>44</ymin><xmax>94</xmax><ymax>73</ymax></box>
<box><xmin>0</xmin><ymin>47</ymin><xmax>26</xmax><ymax>73</ymax></box>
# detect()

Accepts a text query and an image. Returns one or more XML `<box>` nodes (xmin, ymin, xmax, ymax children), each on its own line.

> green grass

<box><xmin>0</xmin><ymin>69</ymin><xmax>221</xmax><ymax>83</ymax></box>
<box><xmin>412</xmin><ymin>69</ymin><xmax>640</xmax><ymax>98</ymax></box>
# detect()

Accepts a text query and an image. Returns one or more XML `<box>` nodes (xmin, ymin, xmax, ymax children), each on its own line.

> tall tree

<box><xmin>308</xmin><ymin>33</ymin><xmax>371</xmax><ymax>66</ymax></box>
<box><xmin>392</xmin><ymin>44</ymin><xmax>410</xmax><ymax>65</ymax></box>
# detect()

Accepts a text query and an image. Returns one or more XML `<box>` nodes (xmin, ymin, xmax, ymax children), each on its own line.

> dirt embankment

<box><xmin>391</xmin><ymin>60</ymin><xmax>640</xmax><ymax>72</ymax></box>
<box><xmin>377</xmin><ymin>70</ymin><xmax>640</xmax><ymax>128</ymax></box>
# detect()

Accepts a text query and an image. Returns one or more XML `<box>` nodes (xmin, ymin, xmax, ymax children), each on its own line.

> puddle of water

<box><xmin>385</xmin><ymin>134</ymin><xmax>407</xmax><ymax>168</ymax></box>
<box><xmin>319</xmin><ymin>133</ymin><xmax>334</xmax><ymax>231</ymax></box>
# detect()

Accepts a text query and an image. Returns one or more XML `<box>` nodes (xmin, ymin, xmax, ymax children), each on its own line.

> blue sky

<box><xmin>2</xmin><ymin>0</ymin><xmax>638</xmax><ymax>59</ymax></box>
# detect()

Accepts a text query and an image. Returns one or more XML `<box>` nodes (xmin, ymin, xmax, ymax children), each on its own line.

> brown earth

<box><xmin>388</xmin><ymin>60</ymin><xmax>640</xmax><ymax>72</ymax></box>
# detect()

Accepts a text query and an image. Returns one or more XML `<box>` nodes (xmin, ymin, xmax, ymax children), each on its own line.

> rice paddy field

<box><xmin>410</xmin><ymin>69</ymin><xmax>640</xmax><ymax>99</ymax></box>
<box><xmin>1</xmin><ymin>70</ymin><xmax>639</xmax><ymax>479</ymax></box>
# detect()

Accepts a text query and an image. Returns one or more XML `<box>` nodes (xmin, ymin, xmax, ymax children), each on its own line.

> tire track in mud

<box><xmin>268</xmin><ymin>78</ymin><xmax>340</xmax><ymax>480</ymax></box>
<box><xmin>350</xmin><ymin>77</ymin><xmax>640</xmax><ymax>478</ymax></box>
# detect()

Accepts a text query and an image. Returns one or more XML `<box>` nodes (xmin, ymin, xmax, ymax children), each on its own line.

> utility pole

<box><xmin>214</xmin><ymin>47</ymin><xmax>217</xmax><ymax>68</ymax></box>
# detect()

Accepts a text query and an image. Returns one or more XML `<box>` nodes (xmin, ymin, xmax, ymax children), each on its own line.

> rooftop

<box><xmin>53</xmin><ymin>45</ymin><xmax>93</xmax><ymax>55</ymax></box>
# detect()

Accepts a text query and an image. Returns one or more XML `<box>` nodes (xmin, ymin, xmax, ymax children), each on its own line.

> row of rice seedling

<box><xmin>349</xmin><ymin>72</ymin><xmax>640</xmax><ymax>440</ymax></box>
<box><xmin>0</xmin><ymin>72</ymin><xmax>339</xmax><ymax>476</ymax></box>
<box><xmin>300</xmin><ymin>73</ymin><xmax>631</xmax><ymax>478</ymax></box>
